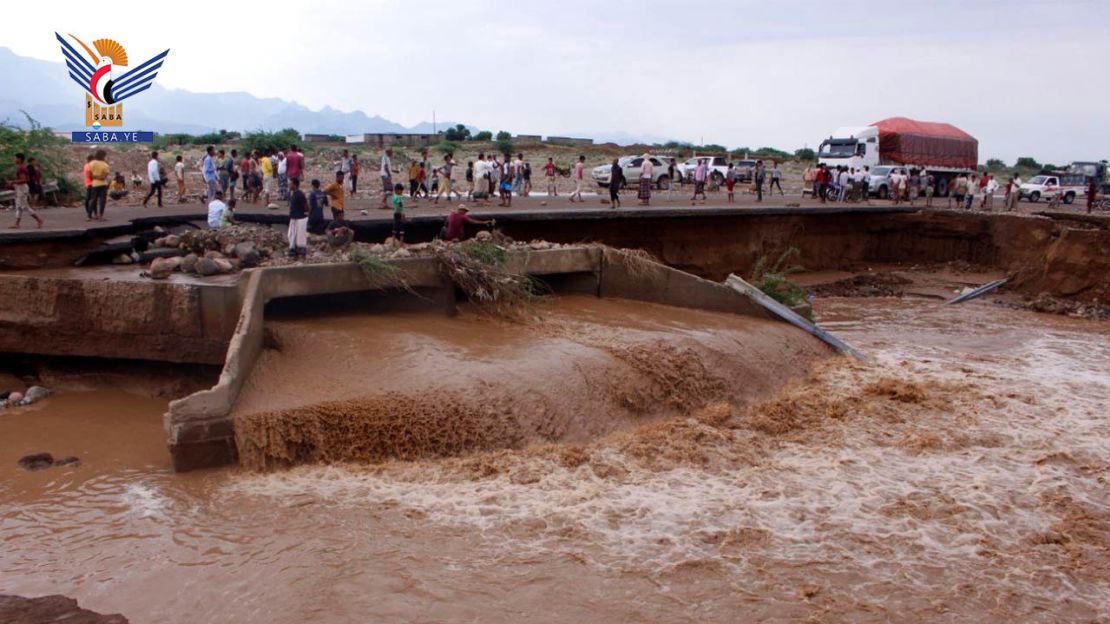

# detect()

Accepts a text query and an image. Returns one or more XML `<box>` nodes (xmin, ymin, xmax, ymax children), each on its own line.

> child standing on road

<box><xmin>391</xmin><ymin>183</ymin><xmax>406</xmax><ymax>244</ymax></box>
<box><xmin>725</xmin><ymin>163</ymin><xmax>736</xmax><ymax>203</ymax></box>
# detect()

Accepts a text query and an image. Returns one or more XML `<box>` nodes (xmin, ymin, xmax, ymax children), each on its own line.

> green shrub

<box><xmin>241</xmin><ymin>128</ymin><xmax>301</xmax><ymax>154</ymax></box>
<box><xmin>751</xmin><ymin>247</ymin><xmax>809</xmax><ymax>317</ymax></box>
<box><xmin>0</xmin><ymin>113</ymin><xmax>80</xmax><ymax>202</ymax></box>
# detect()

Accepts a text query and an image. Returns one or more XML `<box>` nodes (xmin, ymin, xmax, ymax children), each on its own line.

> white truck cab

<box><xmin>817</xmin><ymin>126</ymin><xmax>880</xmax><ymax>171</ymax></box>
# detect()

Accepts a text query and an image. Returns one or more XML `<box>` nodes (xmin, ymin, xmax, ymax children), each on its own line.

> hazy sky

<box><xmin>7</xmin><ymin>0</ymin><xmax>1109</xmax><ymax>162</ymax></box>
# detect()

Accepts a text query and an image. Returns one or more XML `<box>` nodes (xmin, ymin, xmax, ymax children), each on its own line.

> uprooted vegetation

<box><xmin>750</xmin><ymin>247</ymin><xmax>809</xmax><ymax>315</ymax></box>
<box><xmin>433</xmin><ymin>237</ymin><xmax>551</xmax><ymax>320</ymax></box>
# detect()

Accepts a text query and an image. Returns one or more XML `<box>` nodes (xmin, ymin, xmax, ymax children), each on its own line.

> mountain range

<box><xmin>0</xmin><ymin>47</ymin><xmax>671</xmax><ymax>145</ymax></box>
<box><xmin>0</xmin><ymin>47</ymin><xmax>472</xmax><ymax>136</ymax></box>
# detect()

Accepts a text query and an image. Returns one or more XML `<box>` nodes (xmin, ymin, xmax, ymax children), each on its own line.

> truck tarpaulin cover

<box><xmin>871</xmin><ymin>117</ymin><xmax>978</xmax><ymax>169</ymax></box>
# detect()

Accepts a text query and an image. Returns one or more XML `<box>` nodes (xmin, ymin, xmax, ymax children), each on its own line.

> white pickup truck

<box><xmin>1018</xmin><ymin>174</ymin><xmax>1087</xmax><ymax>204</ymax></box>
<box><xmin>680</xmin><ymin>156</ymin><xmax>733</xmax><ymax>184</ymax></box>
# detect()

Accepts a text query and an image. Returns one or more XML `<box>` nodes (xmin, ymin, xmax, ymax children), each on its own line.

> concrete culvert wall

<box><xmin>166</xmin><ymin>245</ymin><xmax>834</xmax><ymax>472</ymax></box>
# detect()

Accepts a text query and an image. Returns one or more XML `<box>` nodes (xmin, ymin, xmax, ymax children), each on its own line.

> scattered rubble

<box><xmin>809</xmin><ymin>272</ymin><xmax>912</xmax><ymax>298</ymax></box>
<box><xmin>137</xmin><ymin>223</ymin><xmax>586</xmax><ymax>281</ymax></box>
<box><xmin>1000</xmin><ymin>293</ymin><xmax>1110</xmax><ymax>320</ymax></box>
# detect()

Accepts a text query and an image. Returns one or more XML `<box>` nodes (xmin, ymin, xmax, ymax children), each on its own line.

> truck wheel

<box><xmin>878</xmin><ymin>185</ymin><xmax>889</xmax><ymax>200</ymax></box>
<box><xmin>1029</xmin><ymin>191</ymin><xmax>1040</xmax><ymax>203</ymax></box>
<box><xmin>1063</xmin><ymin>192</ymin><xmax>1075</xmax><ymax>205</ymax></box>
<box><xmin>656</xmin><ymin>175</ymin><xmax>670</xmax><ymax>190</ymax></box>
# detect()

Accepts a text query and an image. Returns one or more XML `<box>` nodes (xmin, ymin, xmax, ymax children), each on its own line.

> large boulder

<box><xmin>213</xmin><ymin>258</ymin><xmax>234</xmax><ymax>273</ymax></box>
<box><xmin>195</xmin><ymin>257</ymin><xmax>221</xmax><ymax>276</ymax></box>
<box><xmin>204</xmin><ymin>250</ymin><xmax>225</xmax><ymax>260</ymax></box>
<box><xmin>23</xmin><ymin>386</ymin><xmax>53</xmax><ymax>403</ymax></box>
<box><xmin>163</xmin><ymin>234</ymin><xmax>181</xmax><ymax>248</ymax></box>
<box><xmin>180</xmin><ymin>253</ymin><xmax>199</xmax><ymax>273</ymax></box>
<box><xmin>149</xmin><ymin>257</ymin><xmax>175</xmax><ymax>280</ymax></box>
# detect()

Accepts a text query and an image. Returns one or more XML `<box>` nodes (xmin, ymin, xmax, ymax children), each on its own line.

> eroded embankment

<box><xmin>232</xmin><ymin>295</ymin><xmax>825</xmax><ymax>470</ymax></box>
<box><xmin>500</xmin><ymin>210</ymin><xmax>1110</xmax><ymax>303</ymax></box>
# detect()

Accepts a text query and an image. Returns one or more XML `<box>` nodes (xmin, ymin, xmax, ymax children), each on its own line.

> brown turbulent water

<box><xmin>1</xmin><ymin>296</ymin><xmax>1108</xmax><ymax>623</ymax></box>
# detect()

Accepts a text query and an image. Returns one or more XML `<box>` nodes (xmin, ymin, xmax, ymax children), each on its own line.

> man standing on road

<box><xmin>570</xmin><ymin>155</ymin><xmax>585</xmax><ymax>203</ymax></box>
<box><xmin>260</xmin><ymin>150</ymin><xmax>275</xmax><ymax>206</ymax></box>
<box><xmin>982</xmin><ymin>174</ymin><xmax>999</xmax><ymax>211</ymax></box>
<box><xmin>435</xmin><ymin>153</ymin><xmax>455</xmax><ymax>204</ymax></box>
<box><xmin>965</xmin><ymin>174</ymin><xmax>978</xmax><ymax>210</ymax></box>
<box><xmin>143</xmin><ymin>151</ymin><xmax>163</xmax><ymax>208</ymax></box>
<box><xmin>667</xmin><ymin>158</ymin><xmax>677</xmax><ymax>201</ymax></box>
<box><xmin>769</xmin><ymin>161</ymin><xmax>784</xmax><ymax>196</ymax></box>
<box><xmin>512</xmin><ymin>153</ymin><xmax>524</xmax><ymax>195</ymax></box>
<box><xmin>691</xmin><ymin>159</ymin><xmax>707</xmax><ymax>202</ymax></box>
<box><xmin>285</xmin><ymin>145</ymin><xmax>304</xmax><ymax>188</ymax></box>
<box><xmin>544</xmin><ymin>157</ymin><xmax>557</xmax><ymax>196</ymax></box>
<box><xmin>340</xmin><ymin>149</ymin><xmax>351</xmax><ymax>190</ymax></box>
<box><xmin>754</xmin><ymin>160</ymin><xmax>766</xmax><ymax>202</ymax></box>
<box><xmin>216</xmin><ymin>149</ymin><xmax>230</xmax><ymax>197</ymax></box>
<box><xmin>88</xmin><ymin>149</ymin><xmax>110</xmax><ymax>221</ymax></box>
<box><xmin>922</xmin><ymin>171</ymin><xmax>934</xmax><ymax>207</ymax></box>
<box><xmin>174</xmin><ymin>155</ymin><xmax>186</xmax><ymax>203</ymax></box>
<box><xmin>8</xmin><ymin>153</ymin><xmax>43</xmax><ymax>229</ymax></box>
<box><xmin>380</xmin><ymin>148</ymin><xmax>395</xmax><ymax>209</ymax></box>
<box><xmin>638</xmin><ymin>154</ymin><xmax>653</xmax><ymax>206</ymax></box>
<box><xmin>202</xmin><ymin>145</ymin><xmax>219</xmax><ymax>203</ymax></box>
<box><xmin>1087</xmin><ymin>178</ymin><xmax>1097</xmax><ymax>214</ymax></box>
<box><xmin>350</xmin><ymin>154</ymin><xmax>360</xmax><ymax>196</ymax></box>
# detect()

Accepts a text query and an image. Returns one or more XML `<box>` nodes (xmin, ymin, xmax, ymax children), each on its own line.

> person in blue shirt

<box><xmin>202</xmin><ymin>145</ymin><xmax>218</xmax><ymax>203</ymax></box>
<box><xmin>307</xmin><ymin>179</ymin><xmax>329</xmax><ymax>235</ymax></box>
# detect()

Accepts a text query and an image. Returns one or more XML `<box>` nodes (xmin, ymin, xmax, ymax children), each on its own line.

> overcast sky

<box><xmin>7</xmin><ymin>0</ymin><xmax>1109</xmax><ymax>163</ymax></box>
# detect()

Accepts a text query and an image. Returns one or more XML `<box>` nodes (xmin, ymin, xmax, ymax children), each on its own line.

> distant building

<box><xmin>545</xmin><ymin>136</ymin><xmax>594</xmax><ymax>147</ymax></box>
<box><xmin>345</xmin><ymin>133</ymin><xmax>442</xmax><ymax>148</ymax></box>
<box><xmin>513</xmin><ymin>134</ymin><xmax>542</xmax><ymax>143</ymax></box>
<box><xmin>303</xmin><ymin>134</ymin><xmax>335</xmax><ymax>143</ymax></box>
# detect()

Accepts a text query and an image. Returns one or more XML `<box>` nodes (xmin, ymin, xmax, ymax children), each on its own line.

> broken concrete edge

<box><xmin>165</xmin><ymin>247</ymin><xmax>828</xmax><ymax>472</ymax></box>
<box><xmin>725</xmin><ymin>274</ymin><xmax>866</xmax><ymax>361</ymax></box>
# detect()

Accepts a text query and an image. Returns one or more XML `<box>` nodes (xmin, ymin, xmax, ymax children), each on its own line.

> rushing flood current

<box><xmin>1</xmin><ymin>296</ymin><xmax>1107</xmax><ymax>623</ymax></box>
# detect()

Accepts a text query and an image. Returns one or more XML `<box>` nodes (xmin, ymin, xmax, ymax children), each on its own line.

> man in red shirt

<box><xmin>443</xmin><ymin>206</ymin><xmax>493</xmax><ymax>241</ymax></box>
<box><xmin>285</xmin><ymin>144</ymin><xmax>304</xmax><ymax>181</ymax></box>
<box><xmin>9</xmin><ymin>153</ymin><xmax>43</xmax><ymax>229</ymax></box>
<box><xmin>543</xmin><ymin>157</ymin><xmax>557</xmax><ymax>197</ymax></box>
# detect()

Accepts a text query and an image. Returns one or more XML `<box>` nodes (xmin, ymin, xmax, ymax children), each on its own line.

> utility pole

<box><xmin>433</xmin><ymin>110</ymin><xmax>437</xmax><ymax>135</ymax></box>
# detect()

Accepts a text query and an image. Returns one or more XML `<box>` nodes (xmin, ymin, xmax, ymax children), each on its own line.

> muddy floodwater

<box><xmin>1</xmin><ymin>296</ymin><xmax>1108</xmax><ymax>623</ymax></box>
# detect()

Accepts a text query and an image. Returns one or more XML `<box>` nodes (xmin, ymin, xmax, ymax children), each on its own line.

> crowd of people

<box><xmin>9</xmin><ymin>143</ymin><xmax>1104</xmax><ymax>232</ymax></box>
<box><xmin>802</xmin><ymin>163</ymin><xmax>1030</xmax><ymax>211</ymax></box>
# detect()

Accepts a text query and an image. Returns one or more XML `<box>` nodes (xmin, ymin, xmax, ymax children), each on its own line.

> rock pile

<box><xmin>141</xmin><ymin>225</ymin><xmax>285</xmax><ymax>279</ymax></box>
<box><xmin>0</xmin><ymin>385</ymin><xmax>53</xmax><ymax>409</ymax></box>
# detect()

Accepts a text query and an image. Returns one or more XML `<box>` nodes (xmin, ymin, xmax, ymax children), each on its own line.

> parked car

<box><xmin>866</xmin><ymin>165</ymin><xmax>898</xmax><ymax>199</ymax></box>
<box><xmin>591</xmin><ymin>156</ymin><xmax>680</xmax><ymax>189</ymax></box>
<box><xmin>680</xmin><ymin>156</ymin><xmax>735</xmax><ymax>184</ymax></box>
<box><xmin>1019</xmin><ymin>174</ymin><xmax>1087</xmax><ymax>204</ymax></box>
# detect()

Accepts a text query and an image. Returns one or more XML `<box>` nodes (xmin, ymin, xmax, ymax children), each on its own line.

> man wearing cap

<box><xmin>443</xmin><ymin>206</ymin><xmax>493</xmax><ymax>241</ymax></box>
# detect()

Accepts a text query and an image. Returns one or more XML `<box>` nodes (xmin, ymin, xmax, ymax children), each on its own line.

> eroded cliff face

<box><xmin>0</xmin><ymin>274</ymin><xmax>239</xmax><ymax>364</ymax></box>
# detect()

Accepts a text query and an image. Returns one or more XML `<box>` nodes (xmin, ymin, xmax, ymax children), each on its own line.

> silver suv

<box><xmin>592</xmin><ymin>155</ymin><xmax>680</xmax><ymax>189</ymax></box>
